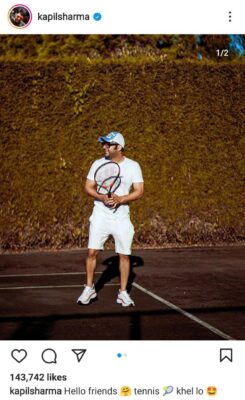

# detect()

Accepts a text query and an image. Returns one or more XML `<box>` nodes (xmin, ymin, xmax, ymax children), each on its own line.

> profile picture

<box><xmin>8</xmin><ymin>4</ymin><xmax>32</xmax><ymax>28</ymax></box>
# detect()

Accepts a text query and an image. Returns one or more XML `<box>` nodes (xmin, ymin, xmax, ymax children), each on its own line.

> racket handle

<box><xmin>108</xmin><ymin>191</ymin><xmax>117</xmax><ymax>212</ymax></box>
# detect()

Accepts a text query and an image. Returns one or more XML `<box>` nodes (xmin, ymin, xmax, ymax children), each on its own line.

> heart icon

<box><xmin>11</xmin><ymin>349</ymin><xmax>27</xmax><ymax>363</ymax></box>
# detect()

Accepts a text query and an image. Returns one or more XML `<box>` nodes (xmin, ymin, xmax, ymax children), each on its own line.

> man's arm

<box><xmin>85</xmin><ymin>179</ymin><xmax>111</xmax><ymax>205</ymax></box>
<box><xmin>109</xmin><ymin>182</ymin><xmax>144</xmax><ymax>208</ymax></box>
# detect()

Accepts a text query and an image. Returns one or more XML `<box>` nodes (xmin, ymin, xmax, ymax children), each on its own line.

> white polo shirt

<box><xmin>87</xmin><ymin>156</ymin><xmax>144</xmax><ymax>217</ymax></box>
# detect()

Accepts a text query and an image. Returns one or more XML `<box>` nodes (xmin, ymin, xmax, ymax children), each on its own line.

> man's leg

<box><xmin>118</xmin><ymin>253</ymin><xmax>130</xmax><ymax>291</ymax></box>
<box><xmin>77</xmin><ymin>248</ymin><xmax>99</xmax><ymax>305</ymax></box>
<box><xmin>86</xmin><ymin>249</ymin><xmax>100</xmax><ymax>287</ymax></box>
<box><xmin>113</xmin><ymin>218</ymin><xmax>135</xmax><ymax>306</ymax></box>
<box><xmin>117</xmin><ymin>253</ymin><xmax>134</xmax><ymax>306</ymax></box>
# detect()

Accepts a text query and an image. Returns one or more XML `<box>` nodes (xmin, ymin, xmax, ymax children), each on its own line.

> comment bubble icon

<box><xmin>41</xmin><ymin>348</ymin><xmax>57</xmax><ymax>364</ymax></box>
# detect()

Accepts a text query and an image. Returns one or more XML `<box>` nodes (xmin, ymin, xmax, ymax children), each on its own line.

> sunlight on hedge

<box><xmin>0</xmin><ymin>58</ymin><xmax>244</xmax><ymax>250</ymax></box>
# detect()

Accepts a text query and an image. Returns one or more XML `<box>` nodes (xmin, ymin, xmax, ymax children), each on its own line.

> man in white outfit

<box><xmin>77</xmin><ymin>132</ymin><xmax>144</xmax><ymax>306</ymax></box>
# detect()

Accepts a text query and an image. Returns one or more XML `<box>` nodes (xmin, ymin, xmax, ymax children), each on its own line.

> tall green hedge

<box><xmin>0</xmin><ymin>59</ymin><xmax>244</xmax><ymax>250</ymax></box>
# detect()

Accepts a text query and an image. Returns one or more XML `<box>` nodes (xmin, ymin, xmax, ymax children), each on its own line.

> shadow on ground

<box><xmin>95</xmin><ymin>255</ymin><xmax>144</xmax><ymax>293</ymax></box>
<box><xmin>1</xmin><ymin>306</ymin><xmax>244</xmax><ymax>340</ymax></box>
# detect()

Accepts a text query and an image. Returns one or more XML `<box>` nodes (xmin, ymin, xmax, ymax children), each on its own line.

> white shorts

<box><xmin>88</xmin><ymin>209</ymin><xmax>135</xmax><ymax>255</ymax></box>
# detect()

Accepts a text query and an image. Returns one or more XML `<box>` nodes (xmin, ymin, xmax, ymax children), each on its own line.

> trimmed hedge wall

<box><xmin>0</xmin><ymin>59</ymin><xmax>244</xmax><ymax>250</ymax></box>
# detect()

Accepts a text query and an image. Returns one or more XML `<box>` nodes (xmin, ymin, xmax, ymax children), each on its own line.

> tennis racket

<box><xmin>162</xmin><ymin>386</ymin><xmax>173</xmax><ymax>396</ymax></box>
<box><xmin>94</xmin><ymin>161</ymin><xmax>121</xmax><ymax>203</ymax></box>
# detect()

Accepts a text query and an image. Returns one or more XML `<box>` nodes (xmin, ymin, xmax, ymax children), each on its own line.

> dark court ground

<box><xmin>0</xmin><ymin>246</ymin><xmax>244</xmax><ymax>340</ymax></box>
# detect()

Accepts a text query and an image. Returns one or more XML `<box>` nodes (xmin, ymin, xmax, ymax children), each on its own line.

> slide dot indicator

<box><xmin>117</xmin><ymin>353</ymin><xmax>122</xmax><ymax>358</ymax></box>
<box><xmin>93</xmin><ymin>12</ymin><xmax>102</xmax><ymax>22</ymax></box>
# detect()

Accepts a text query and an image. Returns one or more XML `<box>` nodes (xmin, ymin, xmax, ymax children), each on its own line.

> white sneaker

<box><xmin>116</xmin><ymin>290</ymin><xmax>135</xmax><ymax>307</ymax></box>
<box><xmin>77</xmin><ymin>285</ymin><xmax>97</xmax><ymax>305</ymax></box>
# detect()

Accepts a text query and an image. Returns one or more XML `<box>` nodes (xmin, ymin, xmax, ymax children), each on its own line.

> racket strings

<box><xmin>97</xmin><ymin>176</ymin><xmax>121</xmax><ymax>194</ymax></box>
<box><xmin>94</xmin><ymin>162</ymin><xmax>121</xmax><ymax>195</ymax></box>
<box><xmin>97</xmin><ymin>167</ymin><xmax>119</xmax><ymax>181</ymax></box>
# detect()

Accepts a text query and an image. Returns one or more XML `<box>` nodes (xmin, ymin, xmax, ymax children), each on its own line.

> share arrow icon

<box><xmin>72</xmin><ymin>349</ymin><xmax>87</xmax><ymax>362</ymax></box>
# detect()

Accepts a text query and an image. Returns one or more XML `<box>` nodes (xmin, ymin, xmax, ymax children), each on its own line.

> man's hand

<box><xmin>101</xmin><ymin>194</ymin><xmax>124</xmax><ymax>208</ymax></box>
<box><xmin>110</xmin><ymin>194</ymin><xmax>124</xmax><ymax>208</ymax></box>
<box><xmin>104</xmin><ymin>182</ymin><xmax>144</xmax><ymax>209</ymax></box>
<box><xmin>85</xmin><ymin>179</ymin><xmax>144</xmax><ymax>208</ymax></box>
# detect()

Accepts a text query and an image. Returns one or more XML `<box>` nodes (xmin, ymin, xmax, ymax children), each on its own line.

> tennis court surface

<box><xmin>0</xmin><ymin>247</ymin><xmax>244</xmax><ymax>340</ymax></box>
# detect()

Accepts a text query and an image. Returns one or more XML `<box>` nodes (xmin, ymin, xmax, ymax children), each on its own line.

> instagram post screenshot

<box><xmin>0</xmin><ymin>0</ymin><xmax>244</xmax><ymax>399</ymax></box>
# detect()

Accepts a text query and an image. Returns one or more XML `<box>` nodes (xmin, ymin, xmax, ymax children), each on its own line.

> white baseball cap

<box><xmin>98</xmin><ymin>131</ymin><xmax>125</xmax><ymax>148</ymax></box>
